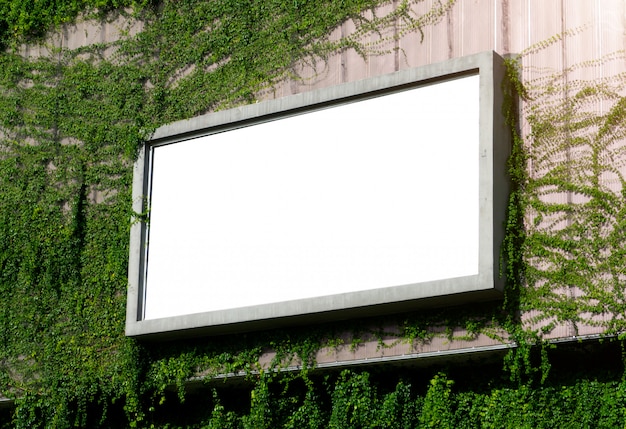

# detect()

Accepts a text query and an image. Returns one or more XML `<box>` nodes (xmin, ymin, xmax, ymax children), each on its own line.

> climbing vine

<box><xmin>1</xmin><ymin>0</ymin><xmax>626</xmax><ymax>427</ymax></box>
<box><xmin>0</xmin><ymin>0</ymin><xmax>151</xmax><ymax>48</ymax></box>
<box><xmin>514</xmin><ymin>32</ymin><xmax>626</xmax><ymax>336</ymax></box>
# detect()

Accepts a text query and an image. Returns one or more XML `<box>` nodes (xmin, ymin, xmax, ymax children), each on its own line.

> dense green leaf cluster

<box><xmin>37</xmin><ymin>364</ymin><xmax>626</xmax><ymax>428</ymax></box>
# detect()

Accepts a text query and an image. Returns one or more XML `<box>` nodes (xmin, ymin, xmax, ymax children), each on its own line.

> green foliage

<box><xmin>473</xmin><ymin>379</ymin><xmax>626</xmax><ymax>429</ymax></box>
<box><xmin>283</xmin><ymin>374</ymin><xmax>327</xmax><ymax>429</ymax></box>
<box><xmin>149</xmin><ymin>368</ymin><xmax>626</xmax><ymax>428</ymax></box>
<box><xmin>513</xmin><ymin>39</ymin><xmax>626</xmax><ymax>336</ymax></box>
<box><xmin>1</xmin><ymin>0</ymin><xmax>626</xmax><ymax>426</ymax></box>
<box><xmin>0</xmin><ymin>0</ymin><xmax>461</xmax><ymax>426</ymax></box>
<box><xmin>0</xmin><ymin>0</ymin><xmax>151</xmax><ymax>48</ymax></box>
<box><xmin>328</xmin><ymin>371</ymin><xmax>377</xmax><ymax>428</ymax></box>
<box><xmin>418</xmin><ymin>373</ymin><xmax>454</xmax><ymax>428</ymax></box>
<box><xmin>373</xmin><ymin>380</ymin><xmax>416</xmax><ymax>429</ymax></box>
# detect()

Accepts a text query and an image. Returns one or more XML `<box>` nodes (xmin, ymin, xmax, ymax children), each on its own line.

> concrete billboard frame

<box><xmin>126</xmin><ymin>51</ymin><xmax>509</xmax><ymax>339</ymax></box>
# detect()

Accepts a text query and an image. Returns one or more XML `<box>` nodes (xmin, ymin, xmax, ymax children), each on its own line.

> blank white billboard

<box><xmin>126</xmin><ymin>51</ymin><xmax>508</xmax><ymax>338</ymax></box>
<box><xmin>145</xmin><ymin>76</ymin><xmax>478</xmax><ymax>320</ymax></box>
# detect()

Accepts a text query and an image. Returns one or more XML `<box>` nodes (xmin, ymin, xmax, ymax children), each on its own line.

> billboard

<box><xmin>126</xmin><ymin>51</ymin><xmax>509</xmax><ymax>339</ymax></box>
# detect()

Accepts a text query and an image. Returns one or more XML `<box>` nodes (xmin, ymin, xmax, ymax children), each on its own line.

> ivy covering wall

<box><xmin>1</xmin><ymin>0</ymin><xmax>626</xmax><ymax>427</ymax></box>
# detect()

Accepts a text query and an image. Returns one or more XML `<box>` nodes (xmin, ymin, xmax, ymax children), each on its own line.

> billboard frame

<box><xmin>126</xmin><ymin>51</ymin><xmax>509</xmax><ymax>339</ymax></box>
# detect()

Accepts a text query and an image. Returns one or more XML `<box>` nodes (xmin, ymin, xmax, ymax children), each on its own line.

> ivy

<box><xmin>0</xmin><ymin>0</ymin><xmax>152</xmax><ymax>48</ymax></box>
<box><xmin>1</xmin><ymin>0</ymin><xmax>626</xmax><ymax>426</ymax></box>
<box><xmin>514</xmin><ymin>41</ymin><xmax>626</xmax><ymax>337</ymax></box>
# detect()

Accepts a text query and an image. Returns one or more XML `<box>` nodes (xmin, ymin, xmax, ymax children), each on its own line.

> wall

<box><xmin>1</xmin><ymin>0</ymin><xmax>626</xmax><ymax>427</ymax></box>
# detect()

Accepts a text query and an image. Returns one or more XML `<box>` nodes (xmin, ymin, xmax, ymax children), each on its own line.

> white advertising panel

<box><xmin>126</xmin><ymin>52</ymin><xmax>508</xmax><ymax>338</ymax></box>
